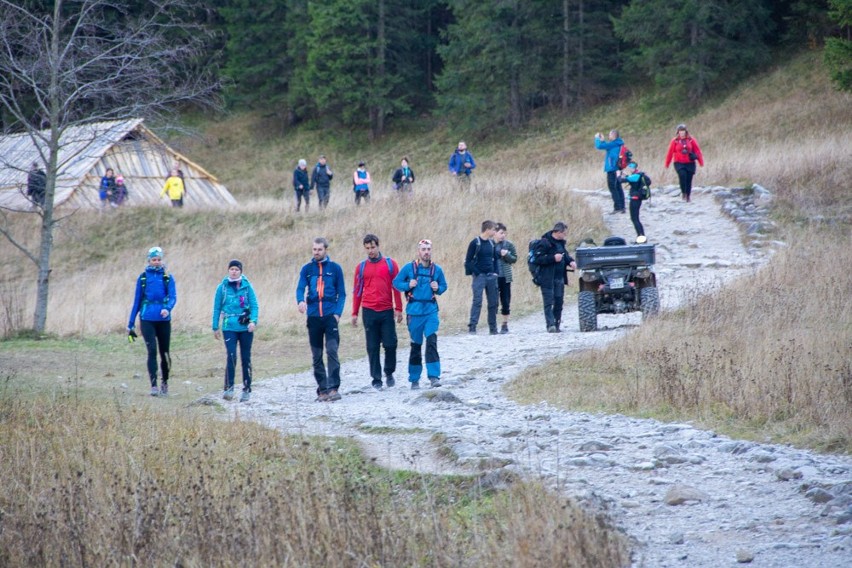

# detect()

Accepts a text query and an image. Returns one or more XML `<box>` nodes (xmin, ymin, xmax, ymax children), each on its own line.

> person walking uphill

<box><xmin>465</xmin><ymin>220</ymin><xmax>499</xmax><ymax>335</ymax></box>
<box><xmin>128</xmin><ymin>247</ymin><xmax>177</xmax><ymax>397</ymax></box>
<box><xmin>594</xmin><ymin>130</ymin><xmax>626</xmax><ymax>214</ymax></box>
<box><xmin>530</xmin><ymin>222</ymin><xmax>576</xmax><ymax>333</ymax></box>
<box><xmin>293</xmin><ymin>159</ymin><xmax>311</xmax><ymax>212</ymax></box>
<box><xmin>297</xmin><ymin>237</ymin><xmax>346</xmax><ymax>402</ymax></box>
<box><xmin>351</xmin><ymin>234</ymin><xmax>403</xmax><ymax>391</ymax></box>
<box><xmin>664</xmin><ymin>123</ymin><xmax>704</xmax><ymax>202</ymax></box>
<box><xmin>212</xmin><ymin>259</ymin><xmax>259</xmax><ymax>403</ymax></box>
<box><xmin>393</xmin><ymin>239</ymin><xmax>448</xmax><ymax>390</ymax></box>
<box><xmin>310</xmin><ymin>155</ymin><xmax>334</xmax><ymax>210</ymax></box>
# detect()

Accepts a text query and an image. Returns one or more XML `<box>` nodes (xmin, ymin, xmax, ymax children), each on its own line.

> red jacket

<box><xmin>352</xmin><ymin>256</ymin><xmax>403</xmax><ymax>316</ymax></box>
<box><xmin>665</xmin><ymin>136</ymin><xmax>704</xmax><ymax>167</ymax></box>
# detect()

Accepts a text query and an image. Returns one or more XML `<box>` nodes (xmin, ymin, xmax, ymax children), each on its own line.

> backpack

<box><xmin>405</xmin><ymin>261</ymin><xmax>437</xmax><ymax>302</ymax></box>
<box><xmin>616</xmin><ymin>145</ymin><xmax>633</xmax><ymax>170</ymax></box>
<box><xmin>639</xmin><ymin>173</ymin><xmax>651</xmax><ymax>200</ymax></box>
<box><xmin>464</xmin><ymin>237</ymin><xmax>482</xmax><ymax>276</ymax></box>
<box><xmin>527</xmin><ymin>239</ymin><xmax>546</xmax><ymax>286</ymax></box>
<box><xmin>140</xmin><ymin>271</ymin><xmax>171</xmax><ymax>306</ymax></box>
<box><xmin>354</xmin><ymin>256</ymin><xmax>395</xmax><ymax>297</ymax></box>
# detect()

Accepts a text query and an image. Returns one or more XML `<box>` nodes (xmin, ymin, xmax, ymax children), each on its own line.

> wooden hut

<box><xmin>0</xmin><ymin>118</ymin><xmax>237</xmax><ymax>211</ymax></box>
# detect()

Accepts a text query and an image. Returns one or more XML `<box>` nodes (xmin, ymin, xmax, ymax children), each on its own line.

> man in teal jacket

<box><xmin>393</xmin><ymin>239</ymin><xmax>448</xmax><ymax>389</ymax></box>
<box><xmin>297</xmin><ymin>237</ymin><xmax>347</xmax><ymax>401</ymax></box>
<box><xmin>212</xmin><ymin>259</ymin><xmax>259</xmax><ymax>402</ymax></box>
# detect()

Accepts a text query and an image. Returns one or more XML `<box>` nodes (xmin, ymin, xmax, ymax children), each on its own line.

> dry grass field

<box><xmin>0</xmin><ymin>50</ymin><xmax>849</xmax><ymax>565</ymax></box>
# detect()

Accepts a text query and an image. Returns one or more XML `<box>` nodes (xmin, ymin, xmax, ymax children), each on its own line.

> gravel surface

<box><xmin>224</xmin><ymin>185</ymin><xmax>851</xmax><ymax>567</ymax></box>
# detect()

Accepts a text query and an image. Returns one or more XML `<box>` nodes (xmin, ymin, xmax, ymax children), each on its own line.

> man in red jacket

<box><xmin>352</xmin><ymin>234</ymin><xmax>404</xmax><ymax>390</ymax></box>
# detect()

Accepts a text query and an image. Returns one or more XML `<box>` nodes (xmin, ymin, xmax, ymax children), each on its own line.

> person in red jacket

<box><xmin>664</xmin><ymin>123</ymin><xmax>704</xmax><ymax>202</ymax></box>
<box><xmin>351</xmin><ymin>234</ymin><xmax>403</xmax><ymax>391</ymax></box>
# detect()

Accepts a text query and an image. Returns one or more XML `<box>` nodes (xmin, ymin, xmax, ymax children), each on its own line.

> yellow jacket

<box><xmin>161</xmin><ymin>176</ymin><xmax>185</xmax><ymax>200</ymax></box>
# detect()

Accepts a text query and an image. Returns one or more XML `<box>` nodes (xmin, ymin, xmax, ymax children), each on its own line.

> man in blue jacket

<box><xmin>310</xmin><ymin>155</ymin><xmax>334</xmax><ymax>210</ymax></box>
<box><xmin>297</xmin><ymin>237</ymin><xmax>347</xmax><ymax>401</ymax></box>
<box><xmin>393</xmin><ymin>239</ymin><xmax>448</xmax><ymax>390</ymax></box>
<box><xmin>594</xmin><ymin>130</ymin><xmax>626</xmax><ymax>214</ymax></box>
<box><xmin>448</xmin><ymin>141</ymin><xmax>476</xmax><ymax>183</ymax></box>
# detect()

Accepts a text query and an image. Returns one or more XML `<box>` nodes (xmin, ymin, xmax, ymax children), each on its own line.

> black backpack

<box><xmin>527</xmin><ymin>239</ymin><xmax>545</xmax><ymax>286</ymax></box>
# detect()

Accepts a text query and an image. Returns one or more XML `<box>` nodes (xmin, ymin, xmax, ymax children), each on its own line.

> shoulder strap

<box><xmin>385</xmin><ymin>256</ymin><xmax>395</xmax><ymax>277</ymax></box>
<box><xmin>355</xmin><ymin>260</ymin><xmax>367</xmax><ymax>298</ymax></box>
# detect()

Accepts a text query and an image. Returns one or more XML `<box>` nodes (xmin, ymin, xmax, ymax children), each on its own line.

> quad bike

<box><xmin>575</xmin><ymin>236</ymin><xmax>659</xmax><ymax>332</ymax></box>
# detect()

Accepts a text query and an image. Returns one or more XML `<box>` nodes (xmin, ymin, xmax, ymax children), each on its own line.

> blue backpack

<box><xmin>354</xmin><ymin>257</ymin><xmax>396</xmax><ymax>297</ymax></box>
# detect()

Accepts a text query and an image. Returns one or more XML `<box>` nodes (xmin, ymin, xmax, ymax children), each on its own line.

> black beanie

<box><xmin>228</xmin><ymin>259</ymin><xmax>243</xmax><ymax>271</ymax></box>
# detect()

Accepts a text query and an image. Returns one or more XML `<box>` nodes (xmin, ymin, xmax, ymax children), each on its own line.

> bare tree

<box><xmin>0</xmin><ymin>0</ymin><xmax>219</xmax><ymax>334</ymax></box>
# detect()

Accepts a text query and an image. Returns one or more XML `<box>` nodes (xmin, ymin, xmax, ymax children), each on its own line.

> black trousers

<box><xmin>607</xmin><ymin>170</ymin><xmax>625</xmax><ymax>211</ymax></box>
<box><xmin>498</xmin><ymin>277</ymin><xmax>512</xmax><ymax>316</ymax></box>
<box><xmin>629</xmin><ymin>196</ymin><xmax>645</xmax><ymax>237</ymax></box>
<box><xmin>674</xmin><ymin>162</ymin><xmax>697</xmax><ymax>197</ymax></box>
<box><xmin>294</xmin><ymin>188</ymin><xmax>310</xmax><ymax>211</ymax></box>
<box><xmin>140</xmin><ymin>320</ymin><xmax>171</xmax><ymax>386</ymax></box>
<box><xmin>540</xmin><ymin>278</ymin><xmax>565</xmax><ymax>328</ymax></box>
<box><xmin>307</xmin><ymin>315</ymin><xmax>340</xmax><ymax>394</ymax></box>
<box><xmin>362</xmin><ymin>308</ymin><xmax>397</xmax><ymax>385</ymax></box>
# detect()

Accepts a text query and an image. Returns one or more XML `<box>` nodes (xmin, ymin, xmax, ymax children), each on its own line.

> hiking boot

<box><xmin>547</xmin><ymin>325</ymin><xmax>558</xmax><ymax>333</ymax></box>
<box><xmin>468</xmin><ymin>325</ymin><xmax>476</xmax><ymax>335</ymax></box>
<box><xmin>316</xmin><ymin>392</ymin><xmax>330</xmax><ymax>402</ymax></box>
<box><xmin>500</xmin><ymin>323</ymin><xmax>509</xmax><ymax>334</ymax></box>
<box><xmin>555</xmin><ymin>320</ymin><xmax>562</xmax><ymax>332</ymax></box>
<box><xmin>428</xmin><ymin>377</ymin><xmax>442</xmax><ymax>388</ymax></box>
<box><xmin>159</xmin><ymin>383</ymin><xmax>168</xmax><ymax>397</ymax></box>
<box><xmin>618</xmin><ymin>209</ymin><xmax>626</xmax><ymax>214</ymax></box>
<box><xmin>327</xmin><ymin>389</ymin><xmax>342</xmax><ymax>401</ymax></box>
<box><xmin>410</xmin><ymin>381</ymin><xmax>420</xmax><ymax>390</ymax></box>
<box><xmin>489</xmin><ymin>328</ymin><xmax>499</xmax><ymax>335</ymax></box>
<box><xmin>239</xmin><ymin>391</ymin><xmax>250</xmax><ymax>403</ymax></box>
<box><xmin>385</xmin><ymin>374</ymin><xmax>396</xmax><ymax>388</ymax></box>
<box><xmin>223</xmin><ymin>387</ymin><xmax>235</xmax><ymax>401</ymax></box>
<box><xmin>372</xmin><ymin>383</ymin><xmax>383</xmax><ymax>392</ymax></box>
<box><xmin>150</xmin><ymin>385</ymin><xmax>159</xmax><ymax>397</ymax></box>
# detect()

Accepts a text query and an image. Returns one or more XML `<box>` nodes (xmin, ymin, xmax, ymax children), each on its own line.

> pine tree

<box><xmin>825</xmin><ymin>0</ymin><xmax>852</xmax><ymax>90</ymax></box>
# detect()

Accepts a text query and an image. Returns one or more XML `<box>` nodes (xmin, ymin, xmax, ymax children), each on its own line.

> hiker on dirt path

<box><xmin>530</xmin><ymin>222</ymin><xmax>576</xmax><ymax>333</ymax></box>
<box><xmin>393</xmin><ymin>239</ymin><xmax>448</xmax><ymax>390</ymax></box>
<box><xmin>293</xmin><ymin>159</ymin><xmax>311</xmax><ymax>212</ymax></box>
<box><xmin>618</xmin><ymin>162</ymin><xmax>652</xmax><ymax>244</ymax></box>
<box><xmin>297</xmin><ymin>237</ymin><xmax>346</xmax><ymax>402</ymax></box>
<box><xmin>664</xmin><ymin>123</ymin><xmax>704</xmax><ymax>202</ymax></box>
<box><xmin>392</xmin><ymin>157</ymin><xmax>415</xmax><ymax>194</ymax></box>
<box><xmin>351</xmin><ymin>234</ymin><xmax>403</xmax><ymax>391</ymax></box>
<box><xmin>127</xmin><ymin>246</ymin><xmax>177</xmax><ymax>397</ymax></box>
<box><xmin>353</xmin><ymin>161</ymin><xmax>371</xmax><ymax>205</ymax></box>
<box><xmin>594</xmin><ymin>130</ymin><xmax>626</xmax><ymax>214</ymax></box>
<box><xmin>464</xmin><ymin>220</ymin><xmax>499</xmax><ymax>335</ymax></box>
<box><xmin>493</xmin><ymin>222</ymin><xmax>518</xmax><ymax>334</ymax></box>
<box><xmin>212</xmin><ymin>259</ymin><xmax>259</xmax><ymax>403</ymax></box>
<box><xmin>311</xmin><ymin>155</ymin><xmax>334</xmax><ymax>210</ymax></box>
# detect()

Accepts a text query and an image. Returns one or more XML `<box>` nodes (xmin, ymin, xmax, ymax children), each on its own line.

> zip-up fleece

<box><xmin>296</xmin><ymin>256</ymin><xmax>346</xmax><ymax>317</ymax></box>
<box><xmin>128</xmin><ymin>266</ymin><xmax>176</xmax><ymax>327</ymax></box>
<box><xmin>393</xmin><ymin>261</ymin><xmax>448</xmax><ymax>317</ymax></box>
<box><xmin>212</xmin><ymin>275</ymin><xmax>259</xmax><ymax>332</ymax></box>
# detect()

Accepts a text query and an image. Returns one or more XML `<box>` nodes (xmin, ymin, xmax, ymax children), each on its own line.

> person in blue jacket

<box><xmin>393</xmin><ymin>239</ymin><xmax>448</xmax><ymax>389</ymax></box>
<box><xmin>448</xmin><ymin>141</ymin><xmax>476</xmax><ymax>183</ymax></box>
<box><xmin>297</xmin><ymin>237</ymin><xmax>346</xmax><ymax>402</ymax></box>
<box><xmin>594</xmin><ymin>130</ymin><xmax>626</xmax><ymax>214</ymax></box>
<box><xmin>127</xmin><ymin>247</ymin><xmax>177</xmax><ymax>397</ymax></box>
<box><xmin>212</xmin><ymin>259</ymin><xmax>259</xmax><ymax>402</ymax></box>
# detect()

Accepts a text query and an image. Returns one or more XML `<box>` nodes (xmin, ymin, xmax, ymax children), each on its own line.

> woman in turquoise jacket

<box><xmin>212</xmin><ymin>259</ymin><xmax>259</xmax><ymax>402</ymax></box>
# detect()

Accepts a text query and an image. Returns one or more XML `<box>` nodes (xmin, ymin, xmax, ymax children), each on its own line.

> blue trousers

<box><xmin>223</xmin><ymin>330</ymin><xmax>254</xmax><ymax>392</ymax></box>
<box><xmin>406</xmin><ymin>312</ymin><xmax>440</xmax><ymax>382</ymax></box>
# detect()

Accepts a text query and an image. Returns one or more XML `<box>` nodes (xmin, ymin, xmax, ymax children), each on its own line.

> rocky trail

<box><xmin>223</xmin><ymin>185</ymin><xmax>851</xmax><ymax>567</ymax></box>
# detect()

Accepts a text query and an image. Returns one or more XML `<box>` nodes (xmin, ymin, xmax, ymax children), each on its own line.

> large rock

<box><xmin>665</xmin><ymin>484</ymin><xmax>710</xmax><ymax>505</ymax></box>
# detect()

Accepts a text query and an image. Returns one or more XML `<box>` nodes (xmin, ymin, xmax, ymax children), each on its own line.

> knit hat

<box><xmin>298</xmin><ymin>159</ymin><xmax>307</xmax><ymax>167</ymax></box>
<box><xmin>228</xmin><ymin>259</ymin><xmax>243</xmax><ymax>272</ymax></box>
<box><xmin>676</xmin><ymin>123</ymin><xmax>687</xmax><ymax>132</ymax></box>
<box><xmin>147</xmin><ymin>246</ymin><xmax>163</xmax><ymax>260</ymax></box>
<box><xmin>116</xmin><ymin>175</ymin><xmax>124</xmax><ymax>184</ymax></box>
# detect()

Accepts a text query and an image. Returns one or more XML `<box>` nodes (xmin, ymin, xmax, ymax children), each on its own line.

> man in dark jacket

<box><xmin>310</xmin><ymin>155</ymin><xmax>334</xmax><ymax>210</ymax></box>
<box><xmin>464</xmin><ymin>220</ymin><xmax>499</xmax><ymax>335</ymax></box>
<box><xmin>293</xmin><ymin>159</ymin><xmax>310</xmax><ymax>212</ymax></box>
<box><xmin>297</xmin><ymin>237</ymin><xmax>347</xmax><ymax>401</ymax></box>
<box><xmin>27</xmin><ymin>162</ymin><xmax>47</xmax><ymax>207</ymax></box>
<box><xmin>531</xmin><ymin>222</ymin><xmax>576</xmax><ymax>332</ymax></box>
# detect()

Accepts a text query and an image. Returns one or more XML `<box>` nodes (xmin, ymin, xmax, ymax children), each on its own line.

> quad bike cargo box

<box><xmin>575</xmin><ymin>243</ymin><xmax>655</xmax><ymax>270</ymax></box>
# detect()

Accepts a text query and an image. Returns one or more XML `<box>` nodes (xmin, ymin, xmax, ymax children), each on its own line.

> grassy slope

<box><xmin>0</xmin><ymin>51</ymin><xmax>849</xmax><ymax>446</ymax></box>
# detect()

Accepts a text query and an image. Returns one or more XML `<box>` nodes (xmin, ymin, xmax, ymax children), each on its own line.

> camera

<box><xmin>238</xmin><ymin>308</ymin><xmax>251</xmax><ymax>325</ymax></box>
<box><xmin>688</xmin><ymin>151</ymin><xmax>698</xmax><ymax>161</ymax></box>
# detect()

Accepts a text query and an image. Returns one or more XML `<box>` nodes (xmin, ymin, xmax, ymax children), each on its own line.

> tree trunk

<box><xmin>577</xmin><ymin>0</ymin><xmax>584</xmax><ymax>110</ymax></box>
<box><xmin>562</xmin><ymin>0</ymin><xmax>570</xmax><ymax>112</ymax></box>
<box><xmin>375</xmin><ymin>0</ymin><xmax>386</xmax><ymax>138</ymax></box>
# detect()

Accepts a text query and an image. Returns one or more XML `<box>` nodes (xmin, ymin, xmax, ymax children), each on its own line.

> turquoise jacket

<box><xmin>393</xmin><ymin>261</ymin><xmax>448</xmax><ymax>317</ymax></box>
<box><xmin>212</xmin><ymin>275</ymin><xmax>259</xmax><ymax>332</ymax></box>
<box><xmin>594</xmin><ymin>136</ymin><xmax>624</xmax><ymax>172</ymax></box>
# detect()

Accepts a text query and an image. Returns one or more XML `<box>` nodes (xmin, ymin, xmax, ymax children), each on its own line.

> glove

<box><xmin>128</xmin><ymin>329</ymin><xmax>137</xmax><ymax>343</ymax></box>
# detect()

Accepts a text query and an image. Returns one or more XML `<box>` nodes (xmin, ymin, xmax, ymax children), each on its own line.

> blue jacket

<box><xmin>448</xmin><ymin>150</ymin><xmax>476</xmax><ymax>176</ymax></box>
<box><xmin>393</xmin><ymin>261</ymin><xmax>448</xmax><ymax>316</ymax></box>
<box><xmin>212</xmin><ymin>275</ymin><xmax>259</xmax><ymax>332</ymax></box>
<box><xmin>296</xmin><ymin>256</ymin><xmax>346</xmax><ymax>317</ymax></box>
<box><xmin>293</xmin><ymin>167</ymin><xmax>310</xmax><ymax>191</ymax></box>
<box><xmin>594</xmin><ymin>136</ymin><xmax>624</xmax><ymax>172</ymax></box>
<box><xmin>128</xmin><ymin>266</ymin><xmax>176</xmax><ymax>327</ymax></box>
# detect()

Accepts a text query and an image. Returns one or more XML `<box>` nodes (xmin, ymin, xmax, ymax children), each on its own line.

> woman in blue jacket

<box><xmin>212</xmin><ymin>259</ymin><xmax>259</xmax><ymax>402</ymax></box>
<box><xmin>128</xmin><ymin>247</ymin><xmax>177</xmax><ymax>397</ymax></box>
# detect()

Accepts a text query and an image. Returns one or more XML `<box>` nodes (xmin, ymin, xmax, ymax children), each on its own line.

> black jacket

<box><xmin>310</xmin><ymin>163</ymin><xmax>333</xmax><ymax>189</ymax></box>
<box><xmin>532</xmin><ymin>231</ymin><xmax>574</xmax><ymax>286</ymax></box>
<box><xmin>293</xmin><ymin>167</ymin><xmax>310</xmax><ymax>191</ymax></box>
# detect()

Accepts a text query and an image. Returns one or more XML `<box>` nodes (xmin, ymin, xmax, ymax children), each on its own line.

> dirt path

<box><xmin>228</xmin><ymin>185</ymin><xmax>851</xmax><ymax>567</ymax></box>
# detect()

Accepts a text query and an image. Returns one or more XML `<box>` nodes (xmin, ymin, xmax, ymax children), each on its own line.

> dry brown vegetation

<box><xmin>0</xmin><ymin>390</ymin><xmax>629</xmax><ymax>567</ymax></box>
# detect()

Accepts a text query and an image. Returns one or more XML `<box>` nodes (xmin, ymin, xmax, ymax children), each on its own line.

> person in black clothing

<box><xmin>531</xmin><ymin>222</ymin><xmax>576</xmax><ymax>332</ymax></box>
<box><xmin>293</xmin><ymin>158</ymin><xmax>310</xmax><ymax>212</ymax></box>
<box><xmin>392</xmin><ymin>157</ymin><xmax>415</xmax><ymax>194</ymax></box>
<box><xmin>26</xmin><ymin>162</ymin><xmax>46</xmax><ymax>207</ymax></box>
<box><xmin>618</xmin><ymin>162</ymin><xmax>651</xmax><ymax>243</ymax></box>
<box><xmin>464</xmin><ymin>220</ymin><xmax>499</xmax><ymax>335</ymax></box>
<box><xmin>310</xmin><ymin>155</ymin><xmax>334</xmax><ymax>210</ymax></box>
